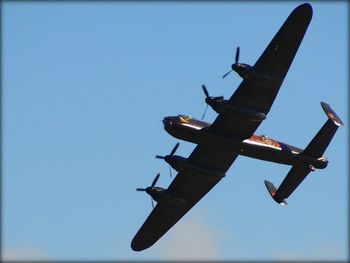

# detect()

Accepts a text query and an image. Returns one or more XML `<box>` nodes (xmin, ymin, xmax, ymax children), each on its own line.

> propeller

<box><xmin>201</xmin><ymin>85</ymin><xmax>209</xmax><ymax>120</ymax></box>
<box><xmin>136</xmin><ymin>173</ymin><xmax>160</xmax><ymax>192</ymax></box>
<box><xmin>155</xmin><ymin>143</ymin><xmax>179</xmax><ymax>160</ymax></box>
<box><xmin>136</xmin><ymin>173</ymin><xmax>160</xmax><ymax>208</ymax></box>
<box><xmin>202</xmin><ymin>84</ymin><xmax>209</xmax><ymax>98</ymax></box>
<box><xmin>201</xmin><ymin>84</ymin><xmax>224</xmax><ymax>120</ymax></box>
<box><xmin>155</xmin><ymin>143</ymin><xmax>180</xmax><ymax>177</ymax></box>
<box><xmin>235</xmin><ymin>46</ymin><xmax>240</xmax><ymax>64</ymax></box>
<box><xmin>222</xmin><ymin>46</ymin><xmax>240</xmax><ymax>79</ymax></box>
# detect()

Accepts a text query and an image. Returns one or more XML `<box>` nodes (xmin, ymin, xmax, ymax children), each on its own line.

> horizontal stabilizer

<box><xmin>302</xmin><ymin>102</ymin><xmax>343</xmax><ymax>158</ymax></box>
<box><xmin>265</xmin><ymin>165</ymin><xmax>311</xmax><ymax>205</ymax></box>
<box><xmin>264</xmin><ymin>180</ymin><xmax>288</xmax><ymax>206</ymax></box>
<box><xmin>274</xmin><ymin>166</ymin><xmax>311</xmax><ymax>201</ymax></box>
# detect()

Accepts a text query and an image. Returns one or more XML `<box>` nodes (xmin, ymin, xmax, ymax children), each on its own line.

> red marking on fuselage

<box><xmin>249</xmin><ymin>135</ymin><xmax>281</xmax><ymax>148</ymax></box>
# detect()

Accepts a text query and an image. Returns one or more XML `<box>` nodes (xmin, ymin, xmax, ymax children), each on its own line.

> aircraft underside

<box><xmin>132</xmin><ymin>4</ymin><xmax>343</xmax><ymax>252</ymax></box>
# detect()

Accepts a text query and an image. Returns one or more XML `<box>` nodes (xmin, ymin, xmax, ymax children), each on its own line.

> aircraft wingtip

<box><xmin>301</xmin><ymin>3</ymin><xmax>312</xmax><ymax>8</ymax></box>
<box><xmin>131</xmin><ymin>235</ymin><xmax>153</xmax><ymax>252</ymax></box>
<box><xmin>299</xmin><ymin>3</ymin><xmax>312</xmax><ymax>10</ymax></box>
<box><xmin>295</xmin><ymin>3</ymin><xmax>313</xmax><ymax>19</ymax></box>
<box><xmin>131</xmin><ymin>241</ymin><xmax>143</xmax><ymax>252</ymax></box>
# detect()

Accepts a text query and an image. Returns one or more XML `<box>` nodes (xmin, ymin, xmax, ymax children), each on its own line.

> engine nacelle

<box><xmin>232</xmin><ymin>63</ymin><xmax>277</xmax><ymax>87</ymax></box>
<box><xmin>149</xmin><ymin>187</ymin><xmax>186</xmax><ymax>205</ymax></box>
<box><xmin>164</xmin><ymin>155</ymin><xmax>187</xmax><ymax>172</ymax></box>
<box><xmin>164</xmin><ymin>155</ymin><xmax>225</xmax><ymax>180</ymax></box>
<box><xmin>228</xmin><ymin>104</ymin><xmax>266</xmax><ymax>121</ymax></box>
<box><xmin>205</xmin><ymin>97</ymin><xmax>266</xmax><ymax>121</ymax></box>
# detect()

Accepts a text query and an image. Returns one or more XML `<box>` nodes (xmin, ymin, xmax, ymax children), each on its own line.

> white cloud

<box><xmin>157</xmin><ymin>214</ymin><xmax>221</xmax><ymax>260</ymax></box>
<box><xmin>2</xmin><ymin>244</ymin><xmax>48</xmax><ymax>261</ymax></box>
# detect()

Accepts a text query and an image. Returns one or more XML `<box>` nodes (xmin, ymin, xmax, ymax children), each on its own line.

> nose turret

<box><xmin>162</xmin><ymin>117</ymin><xmax>168</xmax><ymax>125</ymax></box>
<box><xmin>162</xmin><ymin>117</ymin><xmax>173</xmax><ymax>129</ymax></box>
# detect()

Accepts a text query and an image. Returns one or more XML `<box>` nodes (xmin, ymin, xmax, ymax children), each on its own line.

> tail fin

<box><xmin>264</xmin><ymin>180</ymin><xmax>288</xmax><ymax>206</ymax></box>
<box><xmin>301</xmin><ymin>102</ymin><xmax>343</xmax><ymax>158</ymax></box>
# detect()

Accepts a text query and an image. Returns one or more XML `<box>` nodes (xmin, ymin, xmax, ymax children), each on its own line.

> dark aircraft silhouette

<box><xmin>131</xmin><ymin>3</ymin><xmax>343</xmax><ymax>251</ymax></box>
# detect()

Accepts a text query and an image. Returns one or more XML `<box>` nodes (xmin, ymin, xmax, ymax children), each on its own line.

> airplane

<box><xmin>131</xmin><ymin>3</ymin><xmax>343</xmax><ymax>251</ymax></box>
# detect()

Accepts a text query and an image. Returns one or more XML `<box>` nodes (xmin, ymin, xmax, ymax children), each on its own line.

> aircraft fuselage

<box><xmin>163</xmin><ymin>115</ymin><xmax>328</xmax><ymax>170</ymax></box>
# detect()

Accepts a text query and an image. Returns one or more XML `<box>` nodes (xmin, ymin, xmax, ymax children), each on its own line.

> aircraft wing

<box><xmin>210</xmin><ymin>3</ymin><xmax>312</xmax><ymax>140</ymax></box>
<box><xmin>131</xmin><ymin>145</ymin><xmax>238</xmax><ymax>251</ymax></box>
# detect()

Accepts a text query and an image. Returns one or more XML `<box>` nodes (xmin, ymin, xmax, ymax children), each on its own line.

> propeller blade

<box><xmin>155</xmin><ymin>155</ymin><xmax>165</xmax><ymax>159</ymax></box>
<box><xmin>235</xmin><ymin>46</ymin><xmax>240</xmax><ymax>64</ymax></box>
<box><xmin>201</xmin><ymin>104</ymin><xmax>208</xmax><ymax>120</ymax></box>
<box><xmin>222</xmin><ymin>70</ymin><xmax>232</xmax><ymax>79</ymax></box>
<box><xmin>151</xmin><ymin>173</ymin><xmax>160</xmax><ymax>188</ymax></box>
<box><xmin>170</xmin><ymin>142</ymin><xmax>180</xmax><ymax>156</ymax></box>
<box><xmin>202</xmin><ymin>84</ymin><xmax>209</xmax><ymax>98</ymax></box>
<box><xmin>136</xmin><ymin>188</ymin><xmax>146</xmax><ymax>191</ymax></box>
<box><xmin>169</xmin><ymin>165</ymin><xmax>173</xmax><ymax>178</ymax></box>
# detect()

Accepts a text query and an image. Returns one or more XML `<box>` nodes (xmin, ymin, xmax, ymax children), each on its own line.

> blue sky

<box><xmin>2</xmin><ymin>1</ymin><xmax>348</xmax><ymax>261</ymax></box>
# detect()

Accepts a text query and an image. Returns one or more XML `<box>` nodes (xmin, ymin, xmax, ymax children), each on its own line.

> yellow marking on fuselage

<box><xmin>179</xmin><ymin>116</ymin><xmax>190</xmax><ymax>123</ymax></box>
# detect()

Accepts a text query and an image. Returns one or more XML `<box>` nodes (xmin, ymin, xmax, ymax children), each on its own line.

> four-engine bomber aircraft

<box><xmin>131</xmin><ymin>3</ymin><xmax>343</xmax><ymax>251</ymax></box>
